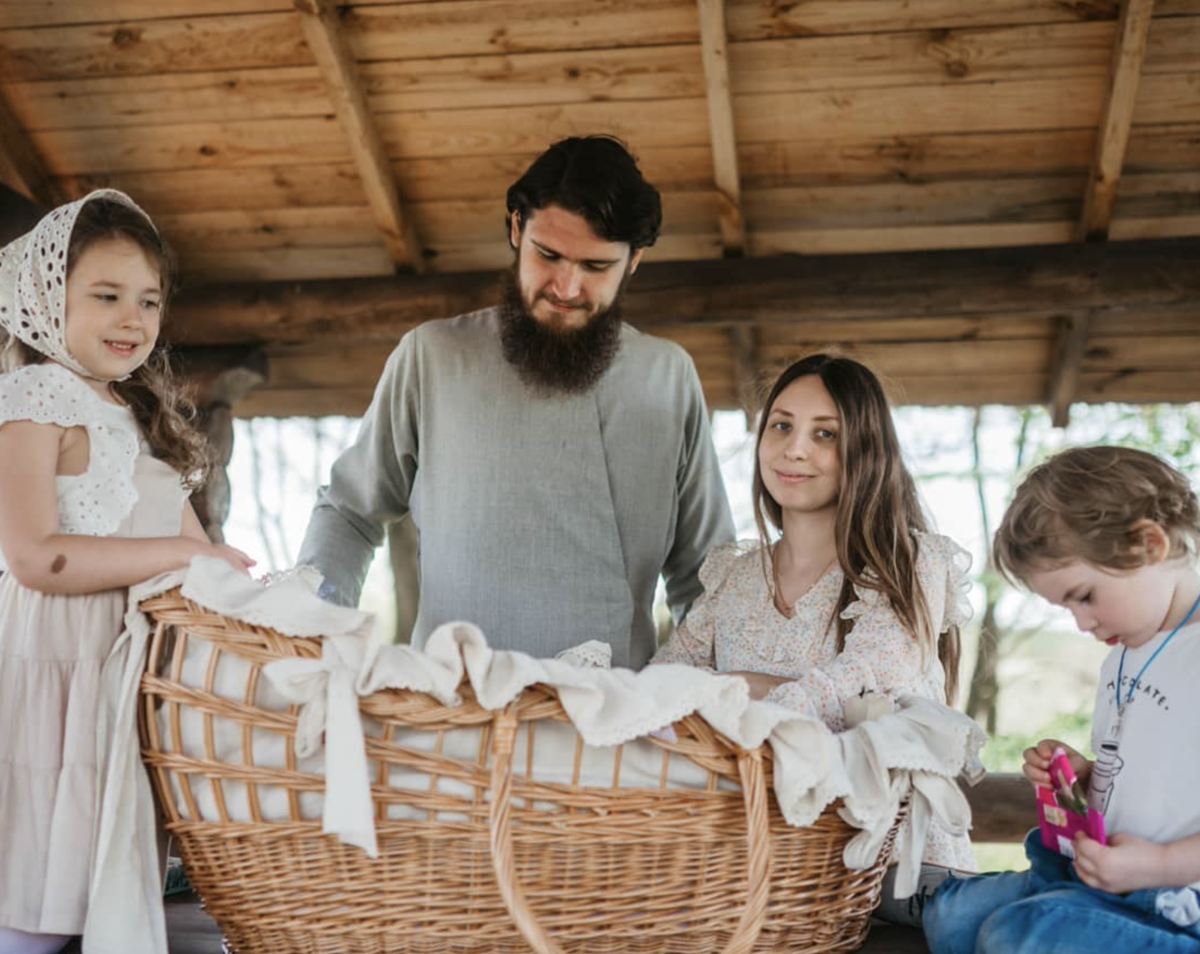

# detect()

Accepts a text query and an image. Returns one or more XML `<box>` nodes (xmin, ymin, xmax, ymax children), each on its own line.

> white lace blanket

<box><xmin>85</xmin><ymin>557</ymin><xmax>987</xmax><ymax>954</ymax></box>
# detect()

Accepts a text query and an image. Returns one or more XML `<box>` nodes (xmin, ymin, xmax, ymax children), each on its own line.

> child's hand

<box><xmin>1023</xmin><ymin>739</ymin><xmax>1091</xmax><ymax>788</ymax></box>
<box><xmin>1072</xmin><ymin>832</ymin><xmax>1166</xmax><ymax>894</ymax></box>
<box><xmin>206</xmin><ymin>543</ymin><xmax>256</xmax><ymax>576</ymax></box>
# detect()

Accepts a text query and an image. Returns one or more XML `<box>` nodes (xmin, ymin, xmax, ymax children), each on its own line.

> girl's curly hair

<box><xmin>994</xmin><ymin>445</ymin><xmax>1200</xmax><ymax>586</ymax></box>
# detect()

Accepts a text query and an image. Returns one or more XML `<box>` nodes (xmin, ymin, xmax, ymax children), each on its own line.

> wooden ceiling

<box><xmin>2</xmin><ymin>0</ymin><xmax>1198</xmax><ymax>418</ymax></box>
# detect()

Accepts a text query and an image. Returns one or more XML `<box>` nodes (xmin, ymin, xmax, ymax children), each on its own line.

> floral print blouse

<box><xmin>652</xmin><ymin>531</ymin><xmax>978</xmax><ymax>868</ymax></box>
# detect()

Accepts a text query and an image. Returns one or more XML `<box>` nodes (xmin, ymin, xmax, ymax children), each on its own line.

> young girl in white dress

<box><xmin>0</xmin><ymin>191</ymin><xmax>254</xmax><ymax>954</ymax></box>
<box><xmin>652</xmin><ymin>352</ymin><xmax>975</xmax><ymax>871</ymax></box>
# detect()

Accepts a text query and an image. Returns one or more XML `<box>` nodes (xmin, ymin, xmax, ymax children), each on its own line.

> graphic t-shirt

<box><xmin>1090</xmin><ymin>620</ymin><xmax>1200</xmax><ymax>888</ymax></box>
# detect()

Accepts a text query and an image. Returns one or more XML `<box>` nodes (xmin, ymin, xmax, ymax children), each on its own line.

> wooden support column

<box><xmin>295</xmin><ymin>0</ymin><xmax>426</xmax><ymax>272</ymax></box>
<box><xmin>1078</xmin><ymin>0</ymin><xmax>1156</xmax><ymax>241</ymax></box>
<box><xmin>1047</xmin><ymin>313</ymin><xmax>1092</xmax><ymax>428</ymax></box>
<box><xmin>179</xmin><ymin>349</ymin><xmax>269</xmax><ymax>541</ymax></box>
<box><xmin>0</xmin><ymin>89</ymin><xmax>65</xmax><ymax>207</ymax></box>
<box><xmin>730</xmin><ymin>325</ymin><xmax>760</xmax><ymax>428</ymax></box>
<box><xmin>696</xmin><ymin>0</ymin><xmax>746</xmax><ymax>256</ymax></box>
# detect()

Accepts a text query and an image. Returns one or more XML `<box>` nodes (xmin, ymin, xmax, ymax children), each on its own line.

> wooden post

<box><xmin>182</xmin><ymin>355</ymin><xmax>268</xmax><ymax>541</ymax></box>
<box><xmin>1047</xmin><ymin>313</ymin><xmax>1092</xmax><ymax>428</ymax></box>
<box><xmin>730</xmin><ymin>324</ymin><xmax>760</xmax><ymax>429</ymax></box>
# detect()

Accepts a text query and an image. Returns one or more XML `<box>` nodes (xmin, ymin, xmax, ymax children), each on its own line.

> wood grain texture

<box><xmin>1079</xmin><ymin>0</ymin><xmax>1157</xmax><ymax>240</ymax></box>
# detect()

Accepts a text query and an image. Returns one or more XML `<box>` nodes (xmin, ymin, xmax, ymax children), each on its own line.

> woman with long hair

<box><xmin>652</xmin><ymin>352</ymin><xmax>973</xmax><ymax>870</ymax></box>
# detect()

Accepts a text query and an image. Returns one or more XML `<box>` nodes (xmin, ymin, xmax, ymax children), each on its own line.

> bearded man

<box><xmin>298</xmin><ymin>136</ymin><xmax>734</xmax><ymax>668</ymax></box>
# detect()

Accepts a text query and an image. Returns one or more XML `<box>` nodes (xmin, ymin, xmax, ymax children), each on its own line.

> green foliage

<box><xmin>981</xmin><ymin>707</ymin><xmax>1094</xmax><ymax>773</ymax></box>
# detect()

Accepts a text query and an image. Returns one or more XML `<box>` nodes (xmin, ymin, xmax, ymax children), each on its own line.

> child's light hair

<box><xmin>994</xmin><ymin>445</ymin><xmax>1200</xmax><ymax>586</ymax></box>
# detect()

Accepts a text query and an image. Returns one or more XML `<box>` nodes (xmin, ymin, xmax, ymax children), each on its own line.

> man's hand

<box><xmin>1072</xmin><ymin>833</ymin><xmax>1166</xmax><ymax>894</ymax></box>
<box><xmin>727</xmin><ymin>670</ymin><xmax>789</xmax><ymax>700</ymax></box>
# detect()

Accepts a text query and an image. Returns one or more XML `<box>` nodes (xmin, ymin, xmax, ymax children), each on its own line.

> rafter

<box><xmin>696</xmin><ymin>0</ymin><xmax>746</xmax><ymax>256</ymax></box>
<box><xmin>295</xmin><ymin>0</ymin><xmax>425</xmax><ymax>272</ymax></box>
<box><xmin>0</xmin><ymin>89</ymin><xmax>65</xmax><ymax>207</ymax></box>
<box><xmin>1047</xmin><ymin>312</ymin><xmax>1092</xmax><ymax>427</ymax></box>
<box><xmin>1078</xmin><ymin>0</ymin><xmax>1156</xmax><ymax>242</ymax></box>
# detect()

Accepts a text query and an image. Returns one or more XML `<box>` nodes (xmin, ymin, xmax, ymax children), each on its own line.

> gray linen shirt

<box><xmin>297</xmin><ymin>307</ymin><xmax>734</xmax><ymax>669</ymax></box>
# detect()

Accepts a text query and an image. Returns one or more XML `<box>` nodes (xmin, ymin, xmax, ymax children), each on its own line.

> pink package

<box><xmin>1037</xmin><ymin>746</ymin><xmax>1106</xmax><ymax>858</ymax></box>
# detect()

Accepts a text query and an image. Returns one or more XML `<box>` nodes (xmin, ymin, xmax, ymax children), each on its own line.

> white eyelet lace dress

<box><xmin>0</xmin><ymin>363</ymin><xmax>187</xmax><ymax>935</ymax></box>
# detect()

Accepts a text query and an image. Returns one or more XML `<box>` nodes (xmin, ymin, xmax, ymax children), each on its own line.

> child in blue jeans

<box><xmin>923</xmin><ymin>446</ymin><xmax>1200</xmax><ymax>954</ymax></box>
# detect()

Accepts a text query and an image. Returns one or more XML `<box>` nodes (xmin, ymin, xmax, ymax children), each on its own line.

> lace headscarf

<box><xmin>0</xmin><ymin>189</ymin><xmax>157</xmax><ymax>379</ymax></box>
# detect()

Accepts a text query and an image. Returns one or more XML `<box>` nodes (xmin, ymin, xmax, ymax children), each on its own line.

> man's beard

<box><xmin>498</xmin><ymin>266</ymin><xmax>624</xmax><ymax>396</ymax></box>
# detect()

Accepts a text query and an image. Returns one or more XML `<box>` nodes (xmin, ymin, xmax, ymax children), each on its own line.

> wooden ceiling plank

<box><xmin>1078</xmin><ymin>0</ymin><xmax>1156</xmax><ymax>241</ymax></box>
<box><xmin>697</xmin><ymin>0</ymin><xmax>746</xmax><ymax>255</ymax></box>
<box><xmin>295</xmin><ymin>0</ymin><xmax>424</xmax><ymax>272</ymax></box>
<box><xmin>0</xmin><ymin>89</ymin><xmax>64</xmax><ymax>206</ymax></box>
<box><xmin>19</xmin><ymin>18</ymin><xmax>1193</xmax><ymax>132</ymax></box>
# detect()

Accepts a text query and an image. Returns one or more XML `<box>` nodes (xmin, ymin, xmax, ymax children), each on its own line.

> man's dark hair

<box><xmin>506</xmin><ymin>136</ymin><xmax>662</xmax><ymax>250</ymax></box>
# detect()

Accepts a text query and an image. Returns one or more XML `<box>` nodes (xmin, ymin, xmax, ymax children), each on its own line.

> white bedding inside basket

<box><xmin>150</xmin><ymin>558</ymin><xmax>985</xmax><ymax>881</ymax></box>
<box><xmin>160</xmin><ymin>633</ymin><xmax>724</xmax><ymax>825</ymax></box>
<box><xmin>158</xmin><ymin>635</ymin><xmax>326</xmax><ymax>822</ymax></box>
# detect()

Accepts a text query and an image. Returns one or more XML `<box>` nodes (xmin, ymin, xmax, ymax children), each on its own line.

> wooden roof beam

<box><xmin>1078</xmin><ymin>0</ymin><xmax>1156</xmax><ymax>242</ymax></box>
<box><xmin>696</xmin><ymin>0</ymin><xmax>746</xmax><ymax>256</ymax></box>
<box><xmin>0</xmin><ymin>89</ymin><xmax>65</xmax><ymax>207</ymax></box>
<box><xmin>167</xmin><ymin>239</ymin><xmax>1200</xmax><ymax>347</ymax></box>
<box><xmin>295</xmin><ymin>0</ymin><xmax>425</xmax><ymax>273</ymax></box>
<box><xmin>1047</xmin><ymin>312</ymin><xmax>1092</xmax><ymax>428</ymax></box>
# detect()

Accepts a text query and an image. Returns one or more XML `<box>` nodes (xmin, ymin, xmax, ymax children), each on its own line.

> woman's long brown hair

<box><xmin>751</xmin><ymin>353</ymin><xmax>960</xmax><ymax>704</ymax></box>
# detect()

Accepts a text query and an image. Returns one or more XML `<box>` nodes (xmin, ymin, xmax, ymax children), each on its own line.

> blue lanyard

<box><xmin>1116</xmin><ymin>590</ymin><xmax>1200</xmax><ymax>713</ymax></box>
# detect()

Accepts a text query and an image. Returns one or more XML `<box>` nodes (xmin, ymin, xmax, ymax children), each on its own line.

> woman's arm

<box><xmin>649</xmin><ymin>547</ymin><xmax>742</xmax><ymax>670</ymax></box>
<box><xmin>766</xmin><ymin>537</ymin><xmax>967</xmax><ymax>726</ymax></box>
<box><xmin>0</xmin><ymin>420</ymin><xmax>252</xmax><ymax>594</ymax></box>
<box><xmin>763</xmin><ymin>590</ymin><xmax>928</xmax><ymax>727</ymax></box>
<box><xmin>650</xmin><ymin>615</ymin><xmax>717</xmax><ymax>669</ymax></box>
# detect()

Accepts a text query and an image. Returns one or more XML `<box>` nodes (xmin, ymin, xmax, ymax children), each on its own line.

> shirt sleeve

<box><xmin>764</xmin><ymin>533</ymin><xmax>968</xmax><ymax>729</ymax></box>
<box><xmin>651</xmin><ymin>543</ymin><xmax>743</xmax><ymax>669</ymax></box>
<box><xmin>296</xmin><ymin>334</ymin><xmax>421</xmax><ymax>606</ymax></box>
<box><xmin>660</xmin><ymin>357</ymin><xmax>735</xmax><ymax>624</ymax></box>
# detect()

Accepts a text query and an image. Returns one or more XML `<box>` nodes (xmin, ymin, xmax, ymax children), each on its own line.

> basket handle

<box><xmin>488</xmin><ymin>707</ymin><xmax>772</xmax><ymax>954</ymax></box>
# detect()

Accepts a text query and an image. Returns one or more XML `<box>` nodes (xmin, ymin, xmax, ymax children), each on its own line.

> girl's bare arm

<box><xmin>0</xmin><ymin>419</ymin><xmax>251</xmax><ymax>594</ymax></box>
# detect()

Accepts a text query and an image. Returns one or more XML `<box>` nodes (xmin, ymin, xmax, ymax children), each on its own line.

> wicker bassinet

<box><xmin>137</xmin><ymin>588</ymin><xmax>902</xmax><ymax>954</ymax></box>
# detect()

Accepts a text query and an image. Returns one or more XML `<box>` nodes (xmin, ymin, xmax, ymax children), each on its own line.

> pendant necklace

<box><xmin>1109</xmin><ymin>590</ymin><xmax>1200</xmax><ymax>741</ymax></box>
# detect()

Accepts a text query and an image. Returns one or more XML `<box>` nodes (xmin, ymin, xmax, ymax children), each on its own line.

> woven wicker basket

<box><xmin>137</xmin><ymin>588</ymin><xmax>901</xmax><ymax>954</ymax></box>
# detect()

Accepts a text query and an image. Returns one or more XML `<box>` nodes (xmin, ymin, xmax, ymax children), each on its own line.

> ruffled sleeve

<box><xmin>765</xmin><ymin>532</ymin><xmax>973</xmax><ymax>730</ymax></box>
<box><xmin>650</xmin><ymin>541</ymin><xmax>754</xmax><ymax>669</ymax></box>
<box><xmin>0</xmin><ymin>363</ymin><xmax>141</xmax><ymax>538</ymax></box>
<box><xmin>917</xmin><ymin>531</ymin><xmax>975</xmax><ymax>633</ymax></box>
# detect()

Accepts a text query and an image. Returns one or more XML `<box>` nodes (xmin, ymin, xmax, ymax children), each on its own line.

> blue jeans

<box><xmin>924</xmin><ymin>829</ymin><xmax>1200</xmax><ymax>954</ymax></box>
